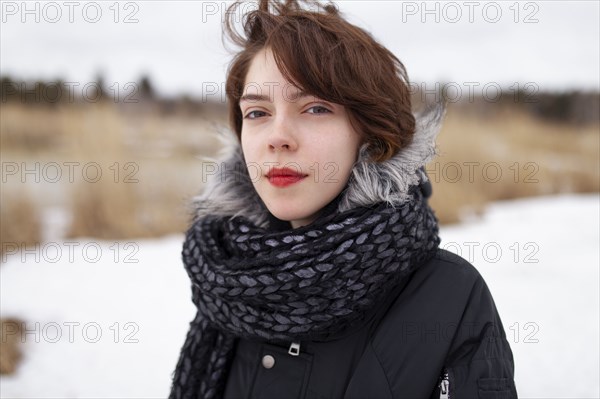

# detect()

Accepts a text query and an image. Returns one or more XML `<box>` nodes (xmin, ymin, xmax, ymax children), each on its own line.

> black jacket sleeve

<box><xmin>435</xmin><ymin>273</ymin><xmax>518</xmax><ymax>398</ymax></box>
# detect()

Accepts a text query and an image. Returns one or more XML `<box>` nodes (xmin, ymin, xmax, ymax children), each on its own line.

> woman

<box><xmin>169</xmin><ymin>1</ymin><xmax>517</xmax><ymax>398</ymax></box>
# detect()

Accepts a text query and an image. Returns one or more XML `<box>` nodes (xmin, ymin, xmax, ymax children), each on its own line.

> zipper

<box><xmin>439</xmin><ymin>369</ymin><xmax>450</xmax><ymax>399</ymax></box>
<box><xmin>288</xmin><ymin>341</ymin><xmax>301</xmax><ymax>356</ymax></box>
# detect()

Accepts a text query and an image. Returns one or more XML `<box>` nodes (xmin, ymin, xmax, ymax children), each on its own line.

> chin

<box><xmin>266</xmin><ymin>203</ymin><xmax>316</xmax><ymax>223</ymax></box>
<box><xmin>268</xmin><ymin>208</ymin><xmax>303</xmax><ymax>222</ymax></box>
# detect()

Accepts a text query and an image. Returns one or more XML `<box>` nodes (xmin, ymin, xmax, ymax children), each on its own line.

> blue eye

<box><xmin>244</xmin><ymin>110</ymin><xmax>267</xmax><ymax>119</ymax></box>
<box><xmin>305</xmin><ymin>105</ymin><xmax>332</xmax><ymax>115</ymax></box>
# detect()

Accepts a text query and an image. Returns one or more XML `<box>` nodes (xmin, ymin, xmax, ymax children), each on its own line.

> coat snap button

<box><xmin>261</xmin><ymin>355</ymin><xmax>275</xmax><ymax>369</ymax></box>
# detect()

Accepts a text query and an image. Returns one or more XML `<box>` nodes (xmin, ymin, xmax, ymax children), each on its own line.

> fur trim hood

<box><xmin>191</xmin><ymin>103</ymin><xmax>445</xmax><ymax>228</ymax></box>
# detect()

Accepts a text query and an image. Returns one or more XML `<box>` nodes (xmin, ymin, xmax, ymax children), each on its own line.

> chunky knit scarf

<box><xmin>169</xmin><ymin>105</ymin><xmax>445</xmax><ymax>399</ymax></box>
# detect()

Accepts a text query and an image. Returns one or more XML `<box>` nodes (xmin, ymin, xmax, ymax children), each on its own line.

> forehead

<box><xmin>241</xmin><ymin>48</ymin><xmax>309</xmax><ymax>101</ymax></box>
<box><xmin>245</xmin><ymin>48</ymin><xmax>281</xmax><ymax>81</ymax></box>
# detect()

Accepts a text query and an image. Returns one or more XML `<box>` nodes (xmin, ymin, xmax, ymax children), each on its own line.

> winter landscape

<box><xmin>1</xmin><ymin>1</ymin><xmax>599</xmax><ymax>398</ymax></box>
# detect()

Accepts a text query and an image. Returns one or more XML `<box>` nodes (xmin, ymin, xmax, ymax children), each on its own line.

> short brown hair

<box><xmin>224</xmin><ymin>0</ymin><xmax>415</xmax><ymax>163</ymax></box>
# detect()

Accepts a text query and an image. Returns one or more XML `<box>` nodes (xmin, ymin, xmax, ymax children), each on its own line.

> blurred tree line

<box><xmin>1</xmin><ymin>73</ymin><xmax>599</xmax><ymax>125</ymax></box>
<box><xmin>0</xmin><ymin>74</ymin><xmax>156</xmax><ymax>104</ymax></box>
<box><xmin>418</xmin><ymin>82</ymin><xmax>600</xmax><ymax>126</ymax></box>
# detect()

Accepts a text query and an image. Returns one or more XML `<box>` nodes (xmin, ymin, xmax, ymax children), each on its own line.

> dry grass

<box><xmin>0</xmin><ymin>318</ymin><xmax>24</xmax><ymax>375</ymax></box>
<box><xmin>67</xmin><ymin>170</ymin><xmax>191</xmax><ymax>239</ymax></box>
<box><xmin>1</xmin><ymin>105</ymin><xmax>65</xmax><ymax>151</ymax></box>
<box><xmin>0</xmin><ymin>189</ymin><xmax>41</xmax><ymax>258</ymax></box>
<box><xmin>2</xmin><ymin>101</ymin><xmax>220</xmax><ymax>241</ymax></box>
<box><xmin>64</xmin><ymin>102</ymin><xmax>147</xmax><ymax>238</ymax></box>
<box><xmin>429</xmin><ymin>104</ymin><xmax>599</xmax><ymax>224</ymax></box>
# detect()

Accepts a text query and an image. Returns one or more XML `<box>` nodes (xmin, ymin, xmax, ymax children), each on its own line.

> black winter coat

<box><xmin>223</xmin><ymin>248</ymin><xmax>518</xmax><ymax>398</ymax></box>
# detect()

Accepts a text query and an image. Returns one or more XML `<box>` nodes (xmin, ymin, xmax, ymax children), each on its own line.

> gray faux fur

<box><xmin>192</xmin><ymin>103</ymin><xmax>445</xmax><ymax>228</ymax></box>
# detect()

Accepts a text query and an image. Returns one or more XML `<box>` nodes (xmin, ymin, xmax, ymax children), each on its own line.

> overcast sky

<box><xmin>1</xmin><ymin>1</ymin><xmax>598</xmax><ymax>98</ymax></box>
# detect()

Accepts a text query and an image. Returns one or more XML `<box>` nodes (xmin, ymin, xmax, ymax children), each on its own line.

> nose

<box><xmin>268</xmin><ymin>115</ymin><xmax>298</xmax><ymax>152</ymax></box>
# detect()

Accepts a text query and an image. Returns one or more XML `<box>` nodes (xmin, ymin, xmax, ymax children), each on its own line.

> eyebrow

<box><xmin>287</xmin><ymin>90</ymin><xmax>313</xmax><ymax>102</ymax></box>
<box><xmin>239</xmin><ymin>93</ymin><xmax>270</xmax><ymax>103</ymax></box>
<box><xmin>239</xmin><ymin>90</ymin><xmax>314</xmax><ymax>104</ymax></box>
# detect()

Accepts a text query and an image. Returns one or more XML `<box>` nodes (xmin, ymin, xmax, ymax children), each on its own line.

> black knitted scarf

<box><xmin>169</xmin><ymin>185</ymin><xmax>440</xmax><ymax>398</ymax></box>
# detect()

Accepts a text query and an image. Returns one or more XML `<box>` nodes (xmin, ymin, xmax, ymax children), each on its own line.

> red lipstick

<box><xmin>266</xmin><ymin>167</ymin><xmax>307</xmax><ymax>188</ymax></box>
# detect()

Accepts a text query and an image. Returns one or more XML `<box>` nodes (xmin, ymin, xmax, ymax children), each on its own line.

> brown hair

<box><xmin>224</xmin><ymin>0</ymin><xmax>415</xmax><ymax>163</ymax></box>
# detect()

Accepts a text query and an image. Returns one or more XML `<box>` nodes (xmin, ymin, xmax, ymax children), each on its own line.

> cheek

<box><xmin>240</xmin><ymin>133</ymin><xmax>255</xmax><ymax>160</ymax></box>
<box><xmin>339</xmin><ymin>138</ymin><xmax>361</xmax><ymax>175</ymax></box>
<box><xmin>323</xmin><ymin>129</ymin><xmax>360</xmax><ymax>160</ymax></box>
<box><xmin>316</xmin><ymin>147</ymin><xmax>356</xmax><ymax>182</ymax></box>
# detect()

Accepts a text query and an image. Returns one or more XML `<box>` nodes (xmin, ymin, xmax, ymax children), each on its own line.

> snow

<box><xmin>1</xmin><ymin>194</ymin><xmax>598</xmax><ymax>398</ymax></box>
<box><xmin>0</xmin><ymin>234</ymin><xmax>194</xmax><ymax>398</ymax></box>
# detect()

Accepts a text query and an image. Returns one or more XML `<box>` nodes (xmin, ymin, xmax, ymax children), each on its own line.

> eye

<box><xmin>244</xmin><ymin>110</ymin><xmax>267</xmax><ymax>119</ymax></box>
<box><xmin>305</xmin><ymin>105</ymin><xmax>332</xmax><ymax>115</ymax></box>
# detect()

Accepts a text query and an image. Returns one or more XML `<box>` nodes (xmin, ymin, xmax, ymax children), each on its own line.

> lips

<box><xmin>266</xmin><ymin>167</ymin><xmax>308</xmax><ymax>187</ymax></box>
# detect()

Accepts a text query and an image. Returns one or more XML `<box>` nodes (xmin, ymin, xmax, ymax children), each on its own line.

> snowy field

<box><xmin>1</xmin><ymin>193</ymin><xmax>598</xmax><ymax>398</ymax></box>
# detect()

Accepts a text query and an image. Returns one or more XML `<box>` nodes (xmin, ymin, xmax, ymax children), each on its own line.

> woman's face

<box><xmin>240</xmin><ymin>48</ymin><xmax>362</xmax><ymax>229</ymax></box>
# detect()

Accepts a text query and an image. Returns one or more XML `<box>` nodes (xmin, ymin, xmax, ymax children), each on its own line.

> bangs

<box><xmin>224</xmin><ymin>0</ymin><xmax>416</xmax><ymax>162</ymax></box>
